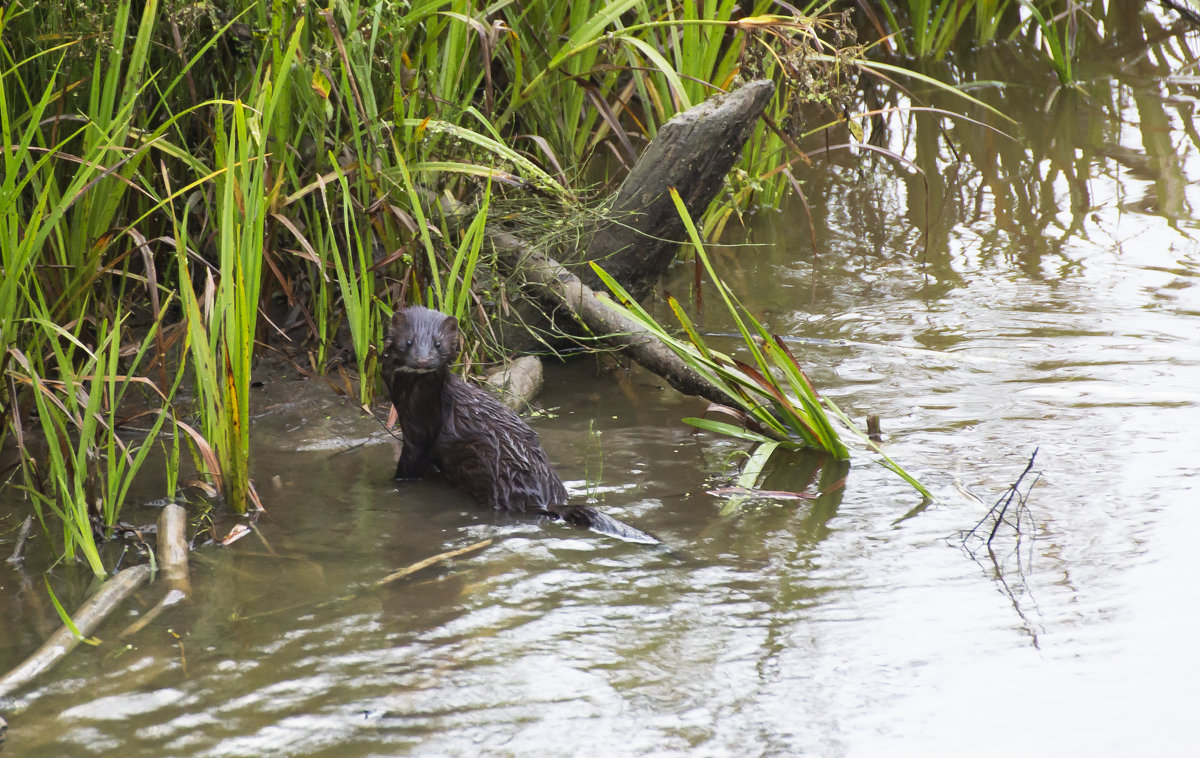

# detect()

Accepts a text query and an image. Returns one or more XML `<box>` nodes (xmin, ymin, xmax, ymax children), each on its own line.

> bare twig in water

<box><xmin>957</xmin><ymin>449</ymin><xmax>1044</xmax><ymax>647</ymax></box>
<box><xmin>5</xmin><ymin>516</ymin><xmax>34</xmax><ymax>566</ymax></box>
<box><xmin>963</xmin><ymin>448</ymin><xmax>1040</xmax><ymax>547</ymax></box>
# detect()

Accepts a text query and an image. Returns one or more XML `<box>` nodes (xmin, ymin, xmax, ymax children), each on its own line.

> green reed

<box><xmin>879</xmin><ymin>0</ymin><xmax>976</xmax><ymax>60</ymax></box>
<box><xmin>877</xmin><ymin>0</ymin><xmax>1084</xmax><ymax>80</ymax></box>
<box><xmin>591</xmin><ymin>189</ymin><xmax>932</xmax><ymax>500</ymax></box>
<box><xmin>179</xmin><ymin>23</ymin><xmax>304</xmax><ymax>513</ymax></box>
<box><xmin>1017</xmin><ymin>0</ymin><xmax>1080</xmax><ymax>84</ymax></box>
<box><xmin>11</xmin><ymin>312</ymin><xmax>180</xmax><ymax>576</ymax></box>
<box><xmin>320</xmin><ymin>166</ymin><xmax>381</xmax><ymax>406</ymax></box>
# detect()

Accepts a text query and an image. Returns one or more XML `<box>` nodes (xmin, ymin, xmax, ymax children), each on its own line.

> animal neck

<box><xmin>391</xmin><ymin>365</ymin><xmax>450</xmax><ymax>423</ymax></box>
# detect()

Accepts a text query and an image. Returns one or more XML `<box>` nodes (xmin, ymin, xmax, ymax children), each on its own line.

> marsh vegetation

<box><xmin>3</xmin><ymin>5</ymin><xmax>1199</xmax><ymax>748</ymax></box>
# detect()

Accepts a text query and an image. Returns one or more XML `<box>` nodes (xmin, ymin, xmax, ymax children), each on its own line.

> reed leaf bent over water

<box><xmin>589</xmin><ymin>188</ymin><xmax>932</xmax><ymax>501</ymax></box>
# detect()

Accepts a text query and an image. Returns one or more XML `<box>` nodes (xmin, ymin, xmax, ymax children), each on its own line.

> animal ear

<box><xmin>440</xmin><ymin>315</ymin><xmax>461</xmax><ymax>354</ymax></box>
<box><xmin>389</xmin><ymin>307</ymin><xmax>408</xmax><ymax>332</ymax></box>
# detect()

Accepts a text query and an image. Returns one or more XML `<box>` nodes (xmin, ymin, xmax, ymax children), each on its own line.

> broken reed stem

<box><xmin>156</xmin><ymin>503</ymin><xmax>191</xmax><ymax>596</ymax></box>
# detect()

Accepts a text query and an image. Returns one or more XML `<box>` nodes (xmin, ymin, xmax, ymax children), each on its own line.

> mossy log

<box><xmin>576</xmin><ymin>79</ymin><xmax>776</xmax><ymax>301</ymax></box>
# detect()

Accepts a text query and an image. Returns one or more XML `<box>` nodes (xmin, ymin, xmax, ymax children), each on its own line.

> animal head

<box><xmin>383</xmin><ymin>306</ymin><xmax>461</xmax><ymax>374</ymax></box>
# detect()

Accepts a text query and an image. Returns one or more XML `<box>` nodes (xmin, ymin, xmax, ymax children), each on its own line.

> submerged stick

<box><xmin>372</xmin><ymin>539</ymin><xmax>493</xmax><ymax>589</ymax></box>
<box><xmin>4</xmin><ymin>516</ymin><xmax>34</xmax><ymax>566</ymax></box>
<box><xmin>229</xmin><ymin>539</ymin><xmax>495</xmax><ymax>623</ymax></box>
<box><xmin>0</xmin><ymin>564</ymin><xmax>151</xmax><ymax>700</ymax></box>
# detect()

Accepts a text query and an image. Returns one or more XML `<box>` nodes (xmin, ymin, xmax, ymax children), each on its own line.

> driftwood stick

<box><xmin>0</xmin><ymin>564</ymin><xmax>151</xmax><ymax>700</ymax></box>
<box><xmin>491</xmin><ymin>229</ymin><xmax>738</xmax><ymax>409</ymax></box>
<box><xmin>157</xmin><ymin>503</ymin><xmax>190</xmax><ymax>597</ymax></box>
<box><xmin>483</xmin><ymin>356</ymin><xmax>544</xmax><ymax>411</ymax></box>
<box><xmin>117</xmin><ymin>503</ymin><xmax>192</xmax><ymax>641</ymax></box>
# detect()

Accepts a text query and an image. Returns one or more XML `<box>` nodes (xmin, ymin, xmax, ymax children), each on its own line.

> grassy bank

<box><xmin>1</xmin><ymin>0</ymin><xmax>1115</xmax><ymax>569</ymax></box>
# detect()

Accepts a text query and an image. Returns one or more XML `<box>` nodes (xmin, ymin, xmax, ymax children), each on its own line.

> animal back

<box><xmin>436</xmin><ymin>376</ymin><xmax>568</xmax><ymax>513</ymax></box>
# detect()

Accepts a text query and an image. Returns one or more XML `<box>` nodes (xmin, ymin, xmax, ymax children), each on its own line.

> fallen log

<box><xmin>0</xmin><ymin>564</ymin><xmax>151</xmax><ymax>701</ymax></box>
<box><xmin>579</xmin><ymin>79</ymin><xmax>776</xmax><ymax>301</ymax></box>
<box><xmin>490</xmin><ymin>228</ymin><xmax>738</xmax><ymax>410</ymax></box>
<box><xmin>487</xmin><ymin>80</ymin><xmax>775</xmax><ymax>353</ymax></box>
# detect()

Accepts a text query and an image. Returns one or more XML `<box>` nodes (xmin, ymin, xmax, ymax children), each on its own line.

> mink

<box><xmin>381</xmin><ymin>306</ymin><xmax>658</xmax><ymax>544</ymax></box>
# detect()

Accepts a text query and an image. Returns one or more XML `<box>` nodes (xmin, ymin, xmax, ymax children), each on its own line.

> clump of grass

<box><xmin>175</xmin><ymin>23</ymin><xmax>304</xmax><ymax>513</ymax></box>
<box><xmin>10</xmin><ymin>312</ymin><xmax>181</xmax><ymax>576</ymax></box>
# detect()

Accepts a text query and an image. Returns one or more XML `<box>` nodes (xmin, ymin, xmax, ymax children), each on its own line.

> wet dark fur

<box><xmin>381</xmin><ymin>306</ymin><xmax>658</xmax><ymax>544</ymax></box>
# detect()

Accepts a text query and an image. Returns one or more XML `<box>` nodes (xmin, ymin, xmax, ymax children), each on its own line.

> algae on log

<box><xmin>577</xmin><ymin>79</ymin><xmax>776</xmax><ymax>301</ymax></box>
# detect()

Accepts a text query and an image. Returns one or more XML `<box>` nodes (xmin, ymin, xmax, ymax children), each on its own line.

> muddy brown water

<box><xmin>4</xmin><ymin>23</ymin><xmax>1200</xmax><ymax>758</ymax></box>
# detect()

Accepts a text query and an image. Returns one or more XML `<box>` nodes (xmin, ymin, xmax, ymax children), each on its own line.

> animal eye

<box><xmin>404</xmin><ymin>339</ymin><xmax>413</xmax><ymax>348</ymax></box>
<box><xmin>434</xmin><ymin>340</ymin><xmax>441</xmax><ymax>348</ymax></box>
